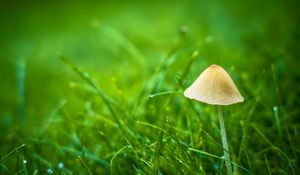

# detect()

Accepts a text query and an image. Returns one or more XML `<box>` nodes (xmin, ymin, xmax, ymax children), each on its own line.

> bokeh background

<box><xmin>1</xmin><ymin>0</ymin><xmax>299</xmax><ymax>174</ymax></box>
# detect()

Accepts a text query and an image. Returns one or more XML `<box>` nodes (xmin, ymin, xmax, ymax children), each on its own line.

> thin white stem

<box><xmin>218</xmin><ymin>106</ymin><xmax>232</xmax><ymax>175</ymax></box>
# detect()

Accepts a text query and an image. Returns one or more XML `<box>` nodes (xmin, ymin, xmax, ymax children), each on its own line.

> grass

<box><xmin>0</xmin><ymin>0</ymin><xmax>299</xmax><ymax>174</ymax></box>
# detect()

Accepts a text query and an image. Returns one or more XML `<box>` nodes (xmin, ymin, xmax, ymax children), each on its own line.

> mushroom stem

<box><xmin>218</xmin><ymin>106</ymin><xmax>232</xmax><ymax>175</ymax></box>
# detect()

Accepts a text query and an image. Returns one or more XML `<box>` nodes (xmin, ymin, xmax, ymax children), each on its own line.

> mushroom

<box><xmin>184</xmin><ymin>64</ymin><xmax>244</xmax><ymax>175</ymax></box>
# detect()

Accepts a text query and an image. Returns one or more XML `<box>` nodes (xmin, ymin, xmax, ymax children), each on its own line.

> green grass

<box><xmin>0</xmin><ymin>0</ymin><xmax>299</xmax><ymax>174</ymax></box>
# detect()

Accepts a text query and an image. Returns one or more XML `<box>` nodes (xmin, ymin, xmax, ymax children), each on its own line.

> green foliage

<box><xmin>0</xmin><ymin>0</ymin><xmax>299</xmax><ymax>174</ymax></box>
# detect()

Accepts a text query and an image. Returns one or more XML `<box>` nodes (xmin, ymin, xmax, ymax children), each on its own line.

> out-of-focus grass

<box><xmin>0</xmin><ymin>0</ymin><xmax>299</xmax><ymax>174</ymax></box>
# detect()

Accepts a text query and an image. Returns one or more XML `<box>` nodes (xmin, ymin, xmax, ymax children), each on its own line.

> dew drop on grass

<box><xmin>213</xmin><ymin>163</ymin><xmax>220</xmax><ymax>170</ymax></box>
<box><xmin>47</xmin><ymin>168</ymin><xmax>53</xmax><ymax>174</ymax></box>
<box><xmin>23</xmin><ymin>160</ymin><xmax>27</xmax><ymax>164</ymax></box>
<box><xmin>273</xmin><ymin>106</ymin><xmax>278</xmax><ymax>112</ymax></box>
<box><xmin>145</xmin><ymin>138</ymin><xmax>150</xmax><ymax>144</ymax></box>
<box><xmin>58</xmin><ymin>162</ymin><xmax>64</xmax><ymax>169</ymax></box>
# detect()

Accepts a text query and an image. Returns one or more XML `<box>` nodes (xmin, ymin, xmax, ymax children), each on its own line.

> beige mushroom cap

<box><xmin>184</xmin><ymin>64</ymin><xmax>244</xmax><ymax>105</ymax></box>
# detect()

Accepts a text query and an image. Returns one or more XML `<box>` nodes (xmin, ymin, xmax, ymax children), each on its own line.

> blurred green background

<box><xmin>0</xmin><ymin>0</ymin><xmax>299</xmax><ymax>174</ymax></box>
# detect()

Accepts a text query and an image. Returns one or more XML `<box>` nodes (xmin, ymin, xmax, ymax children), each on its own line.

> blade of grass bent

<box><xmin>188</xmin><ymin>148</ymin><xmax>252</xmax><ymax>174</ymax></box>
<box><xmin>110</xmin><ymin>145</ymin><xmax>128</xmax><ymax>175</ymax></box>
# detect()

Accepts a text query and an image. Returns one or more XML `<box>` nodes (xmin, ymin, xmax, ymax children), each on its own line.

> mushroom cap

<box><xmin>184</xmin><ymin>64</ymin><xmax>244</xmax><ymax>105</ymax></box>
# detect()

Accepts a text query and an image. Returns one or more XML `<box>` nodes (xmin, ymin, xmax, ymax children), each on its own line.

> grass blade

<box><xmin>136</xmin><ymin>121</ymin><xmax>166</xmax><ymax>132</ymax></box>
<box><xmin>16</xmin><ymin>57</ymin><xmax>26</xmax><ymax>126</ymax></box>
<box><xmin>0</xmin><ymin>144</ymin><xmax>26</xmax><ymax>163</ymax></box>
<box><xmin>264</xmin><ymin>154</ymin><xmax>271</xmax><ymax>175</ymax></box>
<box><xmin>58</xmin><ymin>54</ymin><xmax>135</xmax><ymax>147</ymax></box>
<box><xmin>78</xmin><ymin>156</ymin><xmax>92</xmax><ymax>175</ymax></box>
<box><xmin>149</xmin><ymin>91</ymin><xmax>179</xmax><ymax>98</ymax></box>
<box><xmin>152</xmin><ymin>131</ymin><xmax>164</xmax><ymax>175</ymax></box>
<box><xmin>188</xmin><ymin>148</ymin><xmax>252</xmax><ymax>174</ymax></box>
<box><xmin>252</xmin><ymin>124</ymin><xmax>295</xmax><ymax>175</ymax></box>
<box><xmin>22</xmin><ymin>157</ymin><xmax>28</xmax><ymax>175</ymax></box>
<box><xmin>167</xmin><ymin>119</ymin><xmax>195</xmax><ymax>174</ymax></box>
<box><xmin>110</xmin><ymin>145</ymin><xmax>128</xmax><ymax>175</ymax></box>
<box><xmin>37</xmin><ymin>99</ymin><xmax>67</xmax><ymax>138</ymax></box>
<box><xmin>101</xmin><ymin>26</ymin><xmax>146</xmax><ymax>65</ymax></box>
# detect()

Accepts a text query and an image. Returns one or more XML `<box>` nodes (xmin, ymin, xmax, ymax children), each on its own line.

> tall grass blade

<box><xmin>152</xmin><ymin>131</ymin><xmax>164</xmax><ymax>175</ymax></box>
<box><xmin>17</xmin><ymin>58</ymin><xmax>26</xmax><ymax>126</ymax></box>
